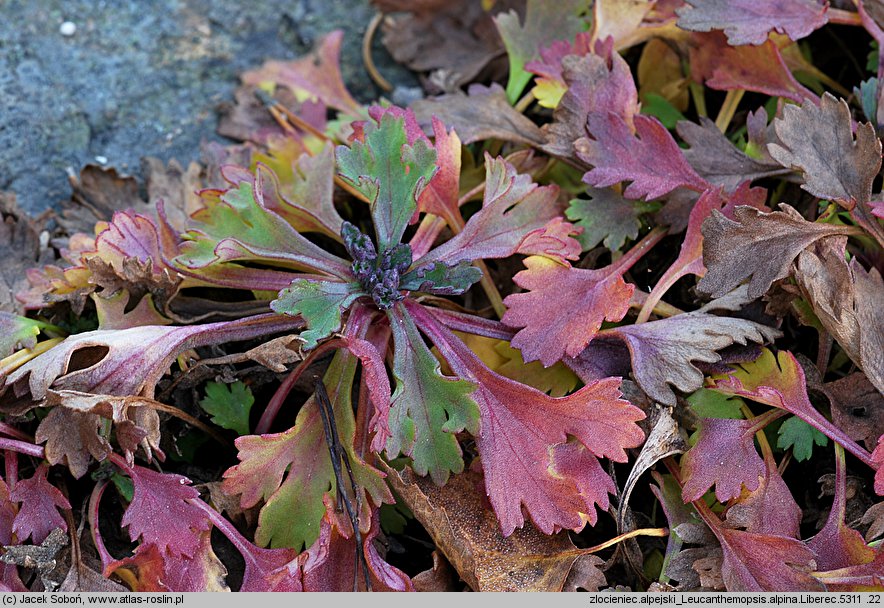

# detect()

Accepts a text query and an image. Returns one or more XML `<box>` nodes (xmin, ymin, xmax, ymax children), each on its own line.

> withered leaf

<box><xmin>412</xmin><ymin>84</ymin><xmax>546</xmax><ymax>147</ymax></box>
<box><xmin>35</xmin><ymin>407</ymin><xmax>111</xmax><ymax>480</ymax></box>
<box><xmin>382</xmin><ymin>465</ymin><xmax>590</xmax><ymax>592</ymax></box>
<box><xmin>769</xmin><ymin>94</ymin><xmax>881</xmax><ymax>208</ymax></box>
<box><xmin>697</xmin><ymin>204</ymin><xmax>853</xmax><ymax>298</ymax></box>
<box><xmin>60</xmin><ymin>165</ymin><xmax>147</xmax><ymax>235</ymax></box>
<box><xmin>677</xmin><ymin>117</ymin><xmax>788</xmax><ymax>191</ymax></box>
<box><xmin>794</xmin><ymin>237</ymin><xmax>884</xmax><ymax>395</ymax></box>
<box><xmin>824</xmin><ymin>373</ymin><xmax>884</xmax><ymax>452</ymax></box>
<box><xmin>141</xmin><ymin>157</ymin><xmax>203</xmax><ymax>233</ymax></box>
<box><xmin>677</xmin><ymin>0</ymin><xmax>828</xmax><ymax>46</ymax></box>
<box><xmin>413</xmin><ymin>551</ymin><xmax>458</xmax><ymax>592</ymax></box>
<box><xmin>0</xmin><ymin>193</ymin><xmax>46</xmax><ymax>314</ymax></box>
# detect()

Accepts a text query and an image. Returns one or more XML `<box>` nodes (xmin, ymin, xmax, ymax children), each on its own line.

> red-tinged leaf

<box><xmin>494</xmin><ymin>0</ymin><xmax>587</xmax><ymax>103</ymax></box>
<box><xmin>795</xmin><ymin>237</ymin><xmax>884</xmax><ymax>395</ymax></box>
<box><xmin>385</xmin><ymin>304</ymin><xmax>479</xmax><ymax>484</ymax></box>
<box><xmin>697</xmin><ymin>204</ymin><xmax>854</xmax><ymax>298</ymax></box>
<box><xmin>412</xmin><ymin>84</ymin><xmax>547</xmax><ymax>148</ymax></box>
<box><xmin>726</xmin><ymin>453</ymin><xmax>801</xmax><ymax>538</ymax></box>
<box><xmin>641</xmin><ymin>184</ymin><xmax>767</xmax><ymax>320</ymax></box>
<box><xmin>577</xmin><ymin>113</ymin><xmax>710</xmax><ymax>200</ymax></box>
<box><xmin>104</xmin><ymin>544</ymin><xmax>168</xmax><ymax>592</ymax></box>
<box><xmin>241</xmin><ymin>30</ymin><xmax>361</xmax><ymax>116</ymax></box>
<box><xmin>223</xmin><ymin>348</ymin><xmax>390</xmax><ymax>550</ymax></box>
<box><xmin>0</xmin><ymin>480</ymin><xmax>25</xmax><ymax>592</ymax></box>
<box><xmin>873</xmin><ymin>437</ymin><xmax>884</xmax><ymax>495</ymax></box>
<box><xmin>193</xmin><ymin>499</ymin><xmax>301</xmax><ymax>592</ymax></box>
<box><xmin>250</xmin><ymin>145</ymin><xmax>344</xmax><ymax>241</ymax></box>
<box><xmin>677</xmin><ymin>118</ymin><xmax>788</xmax><ymax>190</ymax></box>
<box><xmin>543</xmin><ymin>46</ymin><xmax>639</xmax><ymax>162</ymax></box>
<box><xmin>717</xmin><ymin>528</ymin><xmax>823</xmax><ymax>591</ymax></box>
<box><xmin>681</xmin><ymin>417</ymin><xmax>765</xmax><ymax>503</ymax></box>
<box><xmin>117</xmin><ymin>462</ymin><xmax>210</xmax><ymax>559</ymax></box>
<box><xmin>177</xmin><ymin>166</ymin><xmax>351</xmax><ymax>278</ymax></box>
<box><xmin>601</xmin><ymin>312</ymin><xmax>780</xmax><ymax>406</ymax></box>
<box><xmin>809</xmin><ymin>447</ymin><xmax>876</xmax><ymax>571</ymax></box>
<box><xmin>689</xmin><ymin>34</ymin><xmax>817</xmax><ymax>103</ymax></box>
<box><xmin>5</xmin><ymin>313</ymin><xmax>300</xmax><ymax>400</ymax></box>
<box><xmin>677</xmin><ymin>0</ymin><xmax>829</xmax><ymax>46</ymax></box>
<box><xmin>769</xmin><ymin>94</ymin><xmax>882</xmax><ymax>207</ymax></box>
<box><xmin>409</xmin><ymin>301</ymin><xmax>646</xmax><ymax>536</ymax></box>
<box><xmin>417</xmin><ymin>117</ymin><xmax>462</xmax><ymax>223</ymax></box>
<box><xmin>526</xmin><ymin>31</ymin><xmax>594</xmax><ymax>108</ymax></box>
<box><xmin>159</xmin><ymin>532</ymin><xmax>229</xmax><ymax>592</ymax></box>
<box><xmin>714</xmin><ymin>349</ymin><xmax>874</xmax><ymax>467</ymax></box>
<box><xmin>10</xmin><ymin>464</ymin><xmax>70</xmax><ymax>544</ymax></box>
<box><xmin>301</xmin><ymin>508</ymin><xmax>413</xmax><ymax>592</ymax></box>
<box><xmin>503</xmin><ymin>256</ymin><xmax>634</xmax><ymax>367</ymax></box>
<box><xmin>515</xmin><ymin>217</ymin><xmax>582</xmax><ymax>263</ymax></box>
<box><xmin>417</xmin><ymin>155</ymin><xmax>565</xmax><ymax>267</ymax></box>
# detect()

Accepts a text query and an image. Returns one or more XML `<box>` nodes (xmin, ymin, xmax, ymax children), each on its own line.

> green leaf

<box><xmin>495</xmin><ymin>0</ymin><xmax>588</xmax><ymax>103</ymax></box>
<box><xmin>199</xmin><ymin>381</ymin><xmax>255</xmax><ymax>435</ymax></box>
<box><xmin>777</xmin><ymin>416</ymin><xmax>828</xmax><ymax>462</ymax></box>
<box><xmin>399</xmin><ymin>261</ymin><xmax>482</xmax><ymax>295</ymax></box>
<box><xmin>336</xmin><ymin>113</ymin><xmax>437</xmax><ymax>251</ymax></box>
<box><xmin>641</xmin><ymin>93</ymin><xmax>688</xmax><ymax>130</ymax></box>
<box><xmin>386</xmin><ymin>304</ymin><xmax>479</xmax><ymax>485</ymax></box>
<box><xmin>271</xmin><ymin>279</ymin><xmax>364</xmax><ymax>349</ymax></box>
<box><xmin>0</xmin><ymin>312</ymin><xmax>47</xmax><ymax>358</ymax></box>
<box><xmin>566</xmin><ymin>188</ymin><xmax>656</xmax><ymax>252</ymax></box>
<box><xmin>223</xmin><ymin>350</ymin><xmax>391</xmax><ymax>550</ymax></box>
<box><xmin>111</xmin><ymin>473</ymin><xmax>135</xmax><ymax>503</ymax></box>
<box><xmin>687</xmin><ymin>389</ymin><xmax>745</xmax><ymax>420</ymax></box>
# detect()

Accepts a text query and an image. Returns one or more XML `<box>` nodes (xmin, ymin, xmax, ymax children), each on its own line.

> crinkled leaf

<box><xmin>681</xmin><ymin>417</ymin><xmax>765</xmax><ymax>502</ymax></box>
<box><xmin>418</xmin><ymin>155</ymin><xmax>565</xmax><ymax>266</ymax></box>
<box><xmin>35</xmin><ymin>407</ymin><xmax>110</xmax><ymax>479</ymax></box>
<box><xmin>385</xmin><ymin>304</ymin><xmax>479</xmax><ymax>484</ymax></box>
<box><xmin>383</xmin><ymin>465</ymin><xmax>595</xmax><ymax>591</ymax></box>
<box><xmin>5</xmin><ymin>314</ymin><xmax>301</xmax><ymax>400</ymax></box>
<box><xmin>566</xmin><ymin>188</ymin><xmax>654</xmax><ymax>251</ymax></box>
<box><xmin>503</xmin><ymin>256</ymin><xmax>634</xmax><ymax>367</ymax></box>
<box><xmin>794</xmin><ymin>237</ymin><xmax>884</xmax><ymax>395</ymax></box>
<box><xmin>177</xmin><ymin>167</ymin><xmax>351</xmax><ymax>277</ymax></box>
<box><xmin>412</xmin><ymin>84</ymin><xmax>546</xmax><ymax>148</ymax></box>
<box><xmin>417</xmin><ymin>117</ymin><xmax>462</xmax><ymax>222</ymax></box>
<box><xmin>677</xmin><ymin>0</ymin><xmax>828</xmax><ymax>46</ymax></box>
<box><xmin>825</xmin><ymin>373</ymin><xmax>884</xmax><ymax>452</ymax></box>
<box><xmin>542</xmin><ymin>46</ymin><xmax>639</xmax><ymax>162</ymax></box>
<box><xmin>199</xmin><ymin>381</ymin><xmax>255</xmax><ymax>435</ymax></box>
<box><xmin>399</xmin><ymin>261</ymin><xmax>482</xmax><ymax>295</ymax></box>
<box><xmin>515</xmin><ymin>217</ymin><xmax>583</xmax><ymax>263</ymax></box>
<box><xmin>271</xmin><ymin>279</ymin><xmax>363</xmax><ymax>349</ymax></box>
<box><xmin>578</xmin><ymin>113</ymin><xmax>710</xmax><ymax>200</ymax></box>
<box><xmin>690</xmin><ymin>34</ymin><xmax>816</xmax><ymax>103</ymax></box>
<box><xmin>223</xmin><ymin>348</ymin><xmax>390</xmax><ymax>550</ymax></box>
<box><xmin>677</xmin><ymin>117</ymin><xmax>788</xmax><ymax>190</ymax></box>
<box><xmin>337</xmin><ymin>113</ymin><xmax>436</xmax><ymax>251</ymax></box>
<box><xmin>241</xmin><ymin>30</ymin><xmax>361</xmax><ymax>115</ymax></box>
<box><xmin>777</xmin><ymin>416</ymin><xmax>828</xmax><ymax>462</ymax></box>
<box><xmin>697</xmin><ymin>204</ymin><xmax>853</xmax><ymax>298</ymax></box>
<box><xmin>0</xmin><ymin>312</ymin><xmax>44</xmax><ymax>358</ymax></box>
<box><xmin>769</xmin><ymin>94</ymin><xmax>882</xmax><ymax>207</ymax></box>
<box><xmin>494</xmin><ymin>0</ymin><xmax>587</xmax><ymax>103</ymax></box>
<box><xmin>526</xmin><ymin>31</ymin><xmax>593</xmax><ymax>109</ymax></box>
<box><xmin>410</xmin><ymin>301</ymin><xmax>645</xmax><ymax>535</ymax></box>
<box><xmin>10</xmin><ymin>464</ymin><xmax>70</xmax><ymax>544</ymax></box>
<box><xmin>0</xmin><ymin>193</ymin><xmax>46</xmax><ymax>314</ymax></box>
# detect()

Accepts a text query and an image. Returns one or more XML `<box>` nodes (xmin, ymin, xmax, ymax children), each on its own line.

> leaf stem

<box><xmin>612</xmin><ymin>226</ymin><xmax>668</xmax><ymax>275</ymax></box>
<box><xmin>828</xmin><ymin>8</ymin><xmax>863</xmax><ymax>26</ymax></box>
<box><xmin>714</xmin><ymin>89</ymin><xmax>745</xmax><ymax>133</ymax></box>
<box><xmin>689</xmin><ymin>82</ymin><xmax>708</xmax><ymax>118</ymax></box>
<box><xmin>362</xmin><ymin>12</ymin><xmax>393</xmax><ymax>92</ymax></box>
<box><xmin>0</xmin><ymin>438</ymin><xmax>44</xmax><ymax>459</ymax></box>
<box><xmin>581</xmin><ymin>527</ymin><xmax>669</xmax><ymax>554</ymax></box>
<box><xmin>513</xmin><ymin>90</ymin><xmax>536</xmax><ymax>114</ymax></box>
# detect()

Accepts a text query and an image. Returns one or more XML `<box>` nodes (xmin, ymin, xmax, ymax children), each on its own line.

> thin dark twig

<box><xmin>314</xmin><ymin>376</ymin><xmax>372</xmax><ymax>592</ymax></box>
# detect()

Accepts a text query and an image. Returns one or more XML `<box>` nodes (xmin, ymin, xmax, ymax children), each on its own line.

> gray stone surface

<box><xmin>0</xmin><ymin>0</ymin><xmax>416</xmax><ymax>214</ymax></box>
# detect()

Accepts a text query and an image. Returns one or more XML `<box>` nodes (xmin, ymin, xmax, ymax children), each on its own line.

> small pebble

<box><xmin>59</xmin><ymin>21</ymin><xmax>76</xmax><ymax>37</ymax></box>
<box><xmin>94</xmin><ymin>155</ymin><xmax>108</xmax><ymax>164</ymax></box>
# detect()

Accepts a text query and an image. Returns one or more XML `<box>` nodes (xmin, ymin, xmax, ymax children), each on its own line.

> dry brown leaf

<box><xmin>824</xmin><ymin>373</ymin><xmax>884</xmax><ymax>452</ymax></box>
<box><xmin>562</xmin><ymin>554</ymin><xmax>606</xmax><ymax>592</ymax></box>
<box><xmin>794</xmin><ymin>237</ymin><xmax>884</xmax><ymax>395</ymax></box>
<box><xmin>381</xmin><ymin>464</ymin><xmax>592</xmax><ymax>592</ymax></box>
<box><xmin>698</xmin><ymin>204</ymin><xmax>854</xmax><ymax>298</ymax></box>
<box><xmin>413</xmin><ymin>550</ymin><xmax>459</xmax><ymax>592</ymax></box>
<box><xmin>141</xmin><ymin>157</ymin><xmax>204</xmax><ymax>233</ymax></box>
<box><xmin>860</xmin><ymin>502</ymin><xmax>884</xmax><ymax>542</ymax></box>
<box><xmin>0</xmin><ymin>193</ymin><xmax>46</xmax><ymax>314</ymax></box>
<box><xmin>693</xmin><ymin>550</ymin><xmax>725</xmax><ymax>590</ymax></box>
<box><xmin>59</xmin><ymin>165</ymin><xmax>147</xmax><ymax>235</ymax></box>
<box><xmin>412</xmin><ymin>84</ymin><xmax>546</xmax><ymax>147</ymax></box>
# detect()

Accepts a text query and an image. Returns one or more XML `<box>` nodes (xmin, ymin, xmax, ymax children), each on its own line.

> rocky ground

<box><xmin>0</xmin><ymin>0</ymin><xmax>416</xmax><ymax>214</ymax></box>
